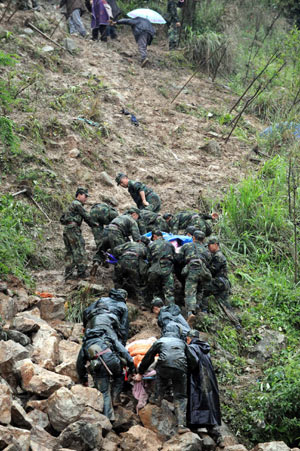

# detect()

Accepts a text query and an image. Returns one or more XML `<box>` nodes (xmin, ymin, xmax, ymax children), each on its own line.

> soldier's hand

<box><xmin>133</xmin><ymin>373</ymin><xmax>142</xmax><ymax>382</ymax></box>
<box><xmin>211</xmin><ymin>212</ymin><xmax>219</xmax><ymax>220</ymax></box>
<box><xmin>142</xmin><ymin>200</ymin><xmax>149</xmax><ymax>206</ymax></box>
<box><xmin>176</xmin><ymin>22</ymin><xmax>181</xmax><ymax>27</ymax></box>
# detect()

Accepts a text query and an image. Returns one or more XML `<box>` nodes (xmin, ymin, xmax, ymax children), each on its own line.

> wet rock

<box><xmin>139</xmin><ymin>400</ymin><xmax>177</xmax><ymax>440</ymax></box>
<box><xmin>0</xmin><ymin>340</ymin><xmax>29</xmax><ymax>388</ymax></box>
<box><xmin>120</xmin><ymin>425</ymin><xmax>162</xmax><ymax>451</ymax></box>
<box><xmin>30</xmin><ymin>425</ymin><xmax>58</xmax><ymax>451</ymax></box>
<box><xmin>79</xmin><ymin>407</ymin><xmax>112</xmax><ymax>433</ymax></box>
<box><xmin>16</xmin><ymin>359</ymin><xmax>73</xmax><ymax>397</ymax></box>
<box><xmin>58</xmin><ymin>420</ymin><xmax>103</xmax><ymax>451</ymax></box>
<box><xmin>113</xmin><ymin>406</ymin><xmax>141</xmax><ymax>432</ymax></box>
<box><xmin>100</xmin><ymin>171</ymin><xmax>115</xmax><ymax>187</ymax></box>
<box><xmin>63</xmin><ymin>38</ymin><xmax>77</xmax><ymax>52</ymax></box>
<box><xmin>0</xmin><ymin>383</ymin><xmax>12</xmax><ymax>424</ymax></box>
<box><xmin>251</xmin><ymin>442</ymin><xmax>290</xmax><ymax>451</ymax></box>
<box><xmin>26</xmin><ymin>408</ymin><xmax>49</xmax><ymax>429</ymax></box>
<box><xmin>251</xmin><ymin>329</ymin><xmax>286</xmax><ymax>362</ymax></box>
<box><xmin>0</xmin><ymin>292</ymin><xmax>15</xmax><ymax>320</ymax></box>
<box><xmin>0</xmin><ymin>425</ymin><xmax>31</xmax><ymax>450</ymax></box>
<box><xmin>38</xmin><ymin>297</ymin><xmax>65</xmax><ymax>321</ymax></box>
<box><xmin>11</xmin><ymin>400</ymin><xmax>32</xmax><ymax>429</ymax></box>
<box><xmin>6</xmin><ymin>330</ymin><xmax>31</xmax><ymax>347</ymax></box>
<box><xmin>162</xmin><ymin>431</ymin><xmax>202</xmax><ymax>450</ymax></box>
<box><xmin>200</xmin><ymin>140</ymin><xmax>222</xmax><ymax>157</ymax></box>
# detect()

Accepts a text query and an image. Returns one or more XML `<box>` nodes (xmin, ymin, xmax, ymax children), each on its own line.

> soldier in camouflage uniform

<box><xmin>115</xmin><ymin>173</ymin><xmax>161</xmax><ymax>213</ymax></box>
<box><xmin>164</xmin><ymin>211</ymin><xmax>218</xmax><ymax>236</ymax></box>
<box><xmin>201</xmin><ymin>236</ymin><xmax>231</xmax><ymax>312</ymax></box>
<box><xmin>90</xmin><ymin>203</ymin><xmax>118</xmax><ymax>266</ymax></box>
<box><xmin>166</xmin><ymin>0</ymin><xmax>181</xmax><ymax>50</ymax></box>
<box><xmin>113</xmin><ymin>238</ymin><xmax>149</xmax><ymax>307</ymax></box>
<box><xmin>61</xmin><ymin>188</ymin><xmax>97</xmax><ymax>280</ymax></box>
<box><xmin>147</xmin><ymin>231</ymin><xmax>176</xmax><ymax>305</ymax></box>
<box><xmin>107</xmin><ymin>208</ymin><xmax>141</xmax><ymax>253</ymax></box>
<box><xmin>177</xmin><ymin>230</ymin><xmax>212</xmax><ymax>321</ymax></box>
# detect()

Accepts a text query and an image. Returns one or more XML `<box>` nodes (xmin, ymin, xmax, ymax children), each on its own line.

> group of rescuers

<box><xmin>60</xmin><ymin>173</ymin><xmax>230</xmax><ymax>444</ymax></box>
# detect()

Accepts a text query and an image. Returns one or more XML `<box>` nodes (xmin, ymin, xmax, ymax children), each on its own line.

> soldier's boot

<box><xmin>77</xmin><ymin>264</ymin><xmax>88</xmax><ymax>279</ymax></box>
<box><xmin>174</xmin><ymin>398</ymin><xmax>190</xmax><ymax>434</ymax></box>
<box><xmin>207</xmin><ymin>425</ymin><xmax>225</xmax><ymax>448</ymax></box>
<box><xmin>112</xmin><ymin>375</ymin><xmax>123</xmax><ymax>407</ymax></box>
<box><xmin>64</xmin><ymin>265</ymin><xmax>75</xmax><ymax>280</ymax></box>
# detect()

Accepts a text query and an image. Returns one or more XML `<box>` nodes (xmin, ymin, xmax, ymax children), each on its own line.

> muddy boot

<box><xmin>174</xmin><ymin>398</ymin><xmax>190</xmax><ymax>434</ymax></box>
<box><xmin>207</xmin><ymin>425</ymin><xmax>224</xmax><ymax>448</ymax></box>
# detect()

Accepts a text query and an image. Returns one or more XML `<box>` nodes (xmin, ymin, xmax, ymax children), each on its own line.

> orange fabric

<box><xmin>35</xmin><ymin>292</ymin><xmax>54</xmax><ymax>298</ymax></box>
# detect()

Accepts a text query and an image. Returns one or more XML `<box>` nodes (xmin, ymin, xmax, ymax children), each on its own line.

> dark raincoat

<box><xmin>187</xmin><ymin>338</ymin><xmax>221</xmax><ymax>427</ymax></box>
<box><xmin>157</xmin><ymin>304</ymin><xmax>190</xmax><ymax>338</ymax></box>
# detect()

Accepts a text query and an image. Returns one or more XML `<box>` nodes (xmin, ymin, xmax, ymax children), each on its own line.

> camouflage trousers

<box><xmin>168</xmin><ymin>23</ymin><xmax>179</xmax><ymax>50</ymax></box>
<box><xmin>148</xmin><ymin>263</ymin><xmax>175</xmax><ymax>304</ymax></box>
<box><xmin>184</xmin><ymin>266</ymin><xmax>212</xmax><ymax>313</ymax></box>
<box><xmin>114</xmin><ymin>256</ymin><xmax>148</xmax><ymax>304</ymax></box>
<box><xmin>140</xmin><ymin>193</ymin><xmax>161</xmax><ymax>213</ymax></box>
<box><xmin>107</xmin><ymin>229</ymin><xmax>126</xmax><ymax>253</ymax></box>
<box><xmin>92</xmin><ymin>227</ymin><xmax>110</xmax><ymax>264</ymax></box>
<box><xmin>201</xmin><ymin>277</ymin><xmax>231</xmax><ymax>311</ymax></box>
<box><xmin>63</xmin><ymin>226</ymin><xmax>87</xmax><ymax>277</ymax></box>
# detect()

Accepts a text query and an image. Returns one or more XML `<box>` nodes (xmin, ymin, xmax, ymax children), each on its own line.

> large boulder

<box><xmin>162</xmin><ymin>431</ymin><xmax>203</xmax><ymax>451</ymax></box>
<box><xmin>16</xmin><ymin>359</ymin><xmax>73</xmax><ymax>397</ymax></box>
<box><xmin>0</xmin><ymin>425</ymin><xmax>31</xmax><ymax>450</ymax></box>
<box><xmin>12</xmin><ymin>308</ymin><xmax>51</xmax><ymax>334</ymax></box>
<box><xmin>70</xmin><ymin>385</ymin><xmax>103</xmax><ymax>412</ymax></box>
<box><xmin>251</xmin><ymin>443</ymin><xmax>290</xmax><ymax>451</ymax></box>
<box><xmin>37</xmin><ymin>297</ymin><xmax>65</xmax><ymax>321</ymax></box>
<box><xmin>13</xmin><ymin>287</ymin><xmax>30</xmax><ymax>313</ymax></box>
<box><xmin>113</xmin><ymin>406</ymin><xmax>141</xmax><ymax>433</ymax></box>
<box><xmin>26</xmin><ymin>408</ymin><xmax>50</xmax><ymax>429</ymax></box>
<box><xmin>0</xmin><ymin>292</ymin><xmax>16</xmax><ymax>320</ymax></box>
<box><xmin>58</xmin><ymin>420</ymin><xmax>103</xmax><ymax>450</ymax></box>
<box><xmin>250</xmin><ymin>329</ymin><xmax>286</xmax><ymax>362</ymax></box>
<box><xmin>139</xmin><ymin>400</ymin><xmax>177</xmax><ymax>441</ymax></box>
<box><xmin>120</xmin><ymin>425</ymin><xmax>162</xmax><ymax>451</ymax></box>
<box><xmin>79</xmin><ymin>407</ymin><xmax>112</xmax><ymax>434</ymax></box>
<box><xmin>30</xmin><ymin>425</ymin><xmax>58</xmax><ymax>451</ymax></box>
<box><xmin>6</xmin><ymin>329</ymin><xmax>31</xmax><ymax>347</ymax></box>
<box><xmin>55</xmin><ymin>340</ymin><xmax>81</xmax><ymax>382</ymax></box>
<box><xmin>0</xmin><ymin>383</ymin><xmax>12</xmax><ymax>424</ymax></box>
<box><xmin>0</xmin><ymin>340</ymin><xmax>29</xmax><ymax>388</ymax></box>
<box><xmin>31</xmin><ymin>328</ymin><xmax>60</xmax><ymax>370</ymax></box>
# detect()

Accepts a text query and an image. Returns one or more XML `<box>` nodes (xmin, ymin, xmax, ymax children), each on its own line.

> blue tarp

<box><xmin>261</xmin><ymin>122</ymin><xmax>300</xmax><ymax>140</ymax></box>
<box><xmin>144</xmin><ymin>231</ymin><xmax>193</xmax><ymax>245</ymax></box>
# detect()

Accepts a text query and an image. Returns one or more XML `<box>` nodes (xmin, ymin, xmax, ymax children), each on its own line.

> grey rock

<box><xmin>251</xmin><ymin>442</ymin><xmax>290</xmax><ymax>451</ymax></box>
<box><xmin>113</xmin><ymin>406</ymin><xmax>140</xmax><ymax>433</ymax></box>
<box><xmin>251</xmin><ymin>329</ymin><xmax>286</xmax><ymax>362</ymax></box>
<box><xmin>58</xmin><ymin>420</ymin><xmax>103</xmax><ymax>451</ymax></box>
<box><xmin>30</xmin><ymin>426</ymin><xmax>58</xmax><ymax>451</ymax></box>
<box><xmin>23</xmin><ymin>28</ymin><xmax>34</xmax><ymax>35</ymax></box>
<box><xmin>69</xmin><ymin>148</ymin><xmax>81</xmax><ymax>158</ymax></box>
<box><xmin>101</xmin><ymin>196</ymin><xmax>118</xmax><ymax>207</ymax></box>
<box><xmin>42</xmin><ymin>45</ymin><xmax>54</xmax><ymax>53</ymax></box>
<box><xmin>162</xmin><ymin>432</ymin><xmax>202</xmax><ymax>451</ymax></box>
<box><xmin>200</xmin><ymin>140</ymin><xmax>222</xmax><ymax>157</ymax></box>
<box><xmin>120</xmin><ymin>425</ymin><xmax>162</xmax><ymax>451</ymax></box>
<box><xmin>6</xmin><ymin>330</ymin><xmax>31</xmax><ymax>347</ymax></box>
<box><xmin>139</xmin><ymin>400</ymin><xmax>177</xmax><ymax>441</ymax></box>
<box><xmin>99</xmin><ymin>171</ymin><xmax>115</xmax><ymax>187</ymax></box>
<box><xmin>11</xmin><ymin>400</ymin><xmax>32</xmax><ymax>429</ymax></box>
<box><xmin>63</xmin><ymin>38</ymin><xmax>78</xmax><ymax>52</ymax></box>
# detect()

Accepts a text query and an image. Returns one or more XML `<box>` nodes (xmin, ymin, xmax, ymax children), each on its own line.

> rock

<box><xmin>51</xmin><ymin>320</ymin><xmax>74</xmax><ymax>339</ymax></box>
<box><xmin>79</xmin><ymin>407</ymin><xmax>112</xmax><ymax>433</ymax></box>
<box><xmin>31</xmin><ymin>328</ymin><xmax>60</xmax><ymax>369</ymax></box>
<box><xmin>200</xmin><ymin>433</ymin><xmax>216</xmax><ymax>450</ymax></box>
<box><xmin>30</xmin><ymin>426</ymin><xmax>58</xmax><ymax>451</ymax></box>
<box><xmin>70</xmin><ymin>384</ymin><xmax>104</xmax><ymax>412</ymax></box>
<box><xmin>26</xmin><ymin>399</ymin><xmax>48</xmax><ymax>413</ymax></box>
<box><xmin>139</xmin><ymin>400</ymin><xmax>177</xmax><ymax>440</ymax></box>
<box><xmin>162</xmin><ymin>431</ymin><xmax>202</xmax><ymax>450</ymax></box>
<box><xmin>200</xmin><ymin>140</ymin><xmax>222</xmax><ymax>157</ymax></box>
<box><xmin>58</xmin><ymin>420</ymin><xmax>103</xmax><ymax>450</ymax></box>
<box><xmin>11</xmin><ymin>400</ymin><xmax>32</xmax><ymax>429</ymax></box>
<box><xmin>64</xmin><ymin>134</ymin><xmax>79</xmax><ymax>151</ymax></box>
<box><xmin>0</xmin><ymin>292</ymin><xmax>15</xmax><ymax>320</ymax></box>
<box><xmin>251</xmin><ymin>329</ymin><xmax>286</xmax><ymax>361</ymax></box>
<box><xmin>77</xmin><ymin>281</ymin><xmax>106</xmax><ymax>295</ymax></box>
<box><xmin>69</xmin><ymin>148</ymin><xmax>81</xmax><ymax>158</ymax></box>
<box><xmin>6</xmin><ymin>330</ymin><xmax>31</xmax><ymax>347</ymax></box>
<box><xmin>42</xmin><ymin>45</ymin><xmax>54</xmax><ymax>53</ymax></box>
<box><xmin>120</xmin><ymin>425</ymin><xmax>162</xmax><ymax>451</ymax></box>
<box><xmin>0</xmin><ymin>425</ymin><xmax>31</xmax><ymax>450</ymax></box>
<box><xmin>102</xmin><ymin>438</ymin><xmax>119</xmax><ymax>451</ymax></box>
<box><xmin>218</xmin><ymin>422</ymin><xmax>238</xmax><ymax>447</ymax></box>
<box><xmin>113</xmin><ymin>406</ymin><xmax>141</xmax><ymax>433</ymax></box>
<box><xmin>224</xmin><ymin>446</ymin><xmax>248</xmax><ymax>451</ymax></box>
<box><xmin>0</xmin><ymin>340</ymin><xmax>29</xmax><ymax>388</ymax></box>
<box><xmin>55</xmin><ymin>361</ymin><xmax>79</xmax><ymax>383</ymax></box>
<box><xmin>70</xmin><ymin>323</ymin><xmax>83</xmax><ymax>342</ymax></box>
<box><xmin>251</xmin><ymin>442</ymin><xmax>290</xmax><ymax>451</ymax></box>
<box><xmin>38</xmin><ymin>297</ymin><xmax>65</xmax><ymax>321</ymax></box>
<box><xmin>16</xmin><ymin>359</ymin><xmax>73</xmax><ymax>397</ymax></box>
<box><xmin>13</xmin><ymin>287</ymin><xmax>29</xmax><ymax>312</ymax></box>
<box><xmin>12</xmin><ymin>308</ymin><xmax>52</xmax><ymax>335</ymax></box>
<box><xmin>100</xmin><ymin>171</ymin><xmax>115</xmax><ymax>187</ymax></box>
<box><xmin>0</xmin><ymin>383</ymin><xmax>12</xmax><ymax>424</ymax></box>
<box><xmin>23</xmin><ymin>27</ymin><xmax>34</xmax><ymax>35</ymax></box>
<box><xmin>59</xmin><ymin>340</ymin><xmax>81</xmax><ymax>363</ymax></box>
<box><xmin>63</xmin><ymin>38</ymin><xmax>77</xmax><ymax>52</ymax></box>
<box><xmin>26</xmin><ymin>408</ymin><xmax>49</xmax><ymax>429</ymax></box>
<box><xmin>101</xmin><ymin>196</ymin><xmax>118</xmax><ymax>207</ymax></box>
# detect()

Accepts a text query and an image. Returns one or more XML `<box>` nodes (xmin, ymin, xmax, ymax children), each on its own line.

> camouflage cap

<box><xmin>207</xmin><ymin>236</ymin><xmax>220</xmax><ymax>245</ymax></box>
<box><xmin>151</xmin><ymin>297</ymin><xmax>164</xmax><ymax>309</ymax></box>
<box><xmin>193</xmin><ymin>230</ymin><xmax>205</xmax><ymax>241</ymax></box>
<box><xmin>115</xmin><ymin>172</ymin><xmax>127</xmax><ymax>185</ymax></box>
<box><xmin>109</xmin><ymin>288</ymin><xmax>128</xmax><ymax>301</ymax></box>
<box><xmin>187</xmin><ymin>329</ymin><xmax>200</xmax><ymax>338</ymax></box>
<box><xmin>186</xmin><ymin>226</ymin><xmax>197</xmax><ymax>235</ymax></box>
<box><xmin>76</xmin><ymin>187</ymin><xmax>89</xmax><ymax>197</ymax></box>
<box><xmin>127</xmin><ymin>207</ymin><xmax>140</xmax><ymax>216</ymax></box>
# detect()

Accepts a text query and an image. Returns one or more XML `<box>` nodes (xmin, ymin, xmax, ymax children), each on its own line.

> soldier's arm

<box><xmin>138</xmin><ymin>219</ymin><xmax>147</xmax><ymax>235</ymax></box>
<box><xmin>76</xmin><ymin>347</ymin><xmax>88</xmax><ymax>384</ymax></box>
<box><xmin>113</xmin><ymin>340</ymin><xmax>135</xmax><ymax>372</ymax></box>
<box><xmin>138</xmin><ymin>341</ymin><xmax>159</xmax><ymax>374</ymax></box>
<box><xmin>75</xmin><ymin>203</ymin><xmax>97</xmax><ymax>228</ymax></box>
<box><xmin>170</xmin><ymin>215</ymin><xmax>179</xmax><ymax>234</ymax></box>
<box><xmin>130</xmin><ymin>218</ymin><xmax>141</xmax><ymax>242</ymax></box>
<box><xmin>119</xmin><ymin>308</ymin><xmax>129</xmax><ymax>344</ymax></box>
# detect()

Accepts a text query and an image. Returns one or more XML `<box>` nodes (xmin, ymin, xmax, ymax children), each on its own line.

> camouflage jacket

<box><xmin>109</xmin><ymin>214</ymin><xmax>141</xmax><ymax>242</ymax></box>
<box><xmin>90</xmin><ymin>203</ymin><xmax>118</xmax><ymax>231</ymax></box>
<box><xmin>166</xmin><ymin>0</ymin><xmax>179</xmax><ymax>24</ymax></box>
<box><xmin>138</xmin><ymin>210</ymin><xmax>170</xmax><ymax>234</ymax></box>
<box><xmin>63</xmin><ymin>200</ymin><xmax>96</xmax><ymax>228</ymax></box>
<box><xmin>113</xmin><ymin>241</ymin><xmax>148</xmax><ymax>260</ymax></box>
<box><xmin>177</xmin><ymin>241</ymin><xmax>211</xmax><ymax>266</ymax></box>
<box><xmin>128</xmin><ymin>180</ymin><xmax>154</xmax><ymax>209</ymax></box>
<box><xmin>169</xmin><ymin>211</ymin><xmax>213</xmax><ymax>235</ymax></box>
<box><xmin>209</xmin><ymin>250</ymin><xmax>228</xmax><ymax>278</ymax></box>
<box><xmin>147</xmin><ymin>238</ymin><xmax>175</xmax><ymax>266</ymax></box>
